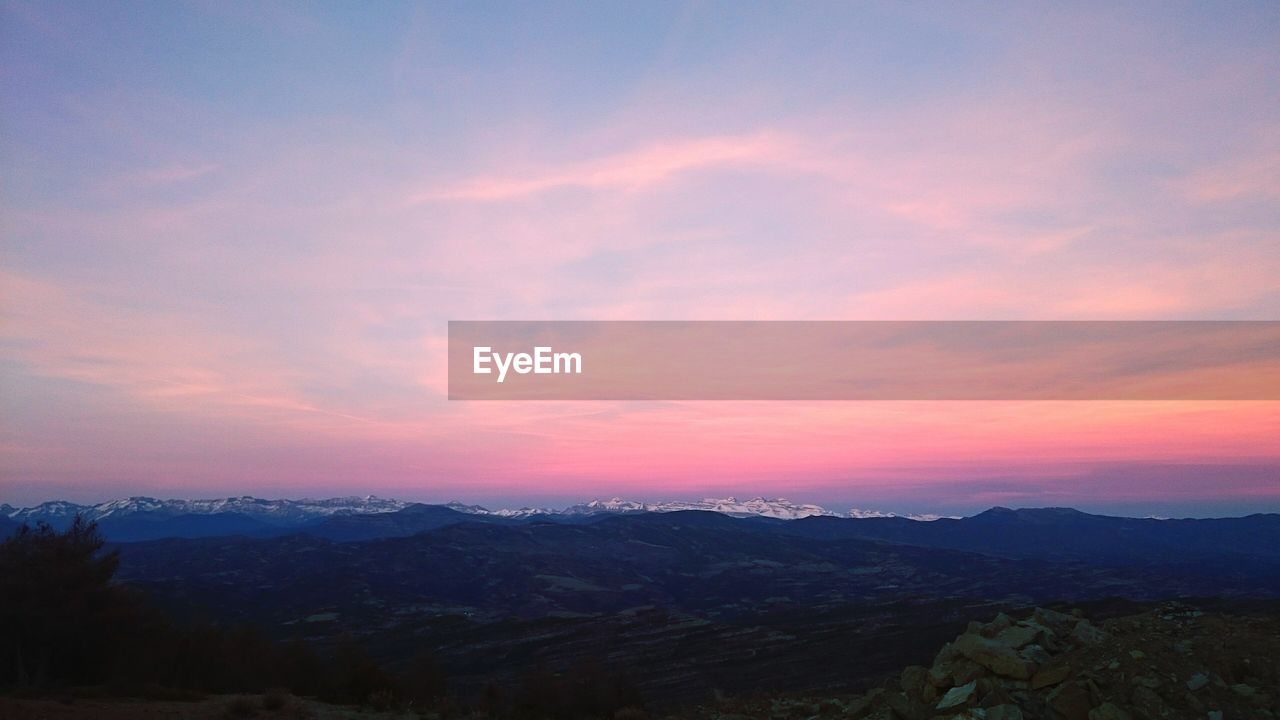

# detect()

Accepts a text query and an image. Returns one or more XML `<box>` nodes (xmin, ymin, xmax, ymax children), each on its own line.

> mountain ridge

<box><xmin>0</xmin><ymin>494</ymin><xmax>952</xmax><ymax>528</ymax></box>
<box><xmin>108</xmin><ymin>508</ymin><xmax>1280</xmax><ymax>705</ymax></box>
<box><xmin>6</xmin><ymin>495</ymin><xmax>1277</xmax><ymax>548</ymax></box>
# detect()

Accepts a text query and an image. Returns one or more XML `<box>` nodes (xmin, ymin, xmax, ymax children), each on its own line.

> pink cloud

<box><xmin>1179</xmin><ymin>150</ymin><xmax>1280</xmax><ymax>203</ymax></box>
<box><xmin>407</xmin><ymin>132</ymin><xmax>797</xmax><ymax>203</ymax></box>
<box><xmin>4</xmin><ymin>1</ymin><xmax>1279</xmax><ymax>509</ymax></box>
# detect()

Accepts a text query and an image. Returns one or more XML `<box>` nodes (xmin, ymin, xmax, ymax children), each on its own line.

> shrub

<box><xmin>284</xmin><ymin>702</ymin><xmax>318</xmax><ymax>720</ymax></box>
<box><xmin>261</xmin><ymin>687</ymin><xmax>290</xmax><ymax>711</ymax></box>
<box><xmin>331</xmin><ymin>638</ymin><xmax>398</xmax><ymax>705</ymax></box>
<box><xmin>225</xmin><ymin>695</ymin><xmax>257</xmax><ymax>718</ymax></box>
<box><xmin>367</xmin><ymin>687</ymin><xmax>398</xmax><ymax>712</ymax></box>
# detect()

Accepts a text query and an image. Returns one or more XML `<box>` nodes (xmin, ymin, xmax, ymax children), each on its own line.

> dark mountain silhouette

<box><xmin>12</xmin><ymin>496</ymin><xmax>1275</xmax><ymax>560</ymax></box>
<box><xmin>95</xmin><ymin>511</ymin><xmax>289</xmax><ymax>542</ymax></box>
<box><xmin>5</xmin><ymin>505</ymin><xmax>1280</xmax><ymax>708</ymax></box>
<box><xmin>302</xmin><ymin>502</ymin><xmax>521</xmax><ymax>541</ymax></box>
<box><xmin>104</xmin><ymin>508</ymin><xmax>1280</xmax><ymax>703</ymax></box>
<box><xmin>778</xmin><ymin>506</ymin><xmax>1280</xmax><ymax>566</ymax></box>
<box><xmin>114</xmin><ymin>509</ymin><xmax>1280</xmax><ymax>624</ymax></box>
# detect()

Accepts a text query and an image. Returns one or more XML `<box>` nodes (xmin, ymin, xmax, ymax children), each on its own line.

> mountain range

<box><xmin>6</xmin><ymin>493</ymin><xmax>1279</xmax><ymax>704</ymax></box>
<box><xmin>0</xmin><ymin>494</ymin><xmax>949</xmax><ymax>541</ymax></box>
<box><xmin>0</xmin><ymin>495</ymin><xmax>410</xmax><ymax>525</ymax></box>
<box><xmin>105</xmin><ymin>506</ymin><xmax>1280</xmax><ymax>703</ymax></box>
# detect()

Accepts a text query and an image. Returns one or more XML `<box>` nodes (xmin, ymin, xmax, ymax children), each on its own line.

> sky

<box><xmin>1</xmin><ymin>1</ymin><xmax>1278</xmax><ymax>516</ymax></box>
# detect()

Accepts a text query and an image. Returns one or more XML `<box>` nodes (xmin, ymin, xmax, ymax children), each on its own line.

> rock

<box><xmin>993</xmin><ymin>625</ymin><xmax>1039</xmax><ymax>649</ymax></box>
<box><xmin>1128</xmin><ymin>650</ymin><xmax>1145</xmax><ymax>659</ymax></box>
<box><xmin>817</xmin><ymin>699</ymin><xmax>843</xmax><ymax>715</ymax></box>
<box><xmin>1187</xmin><ymin>673</ymin><xmax>1210</xmax><ymax>691</ymax></box>
<box><xmin>986</xmin><ymin>613</ymin><xmax>1013</xmax><ymax>635</ymax></box>
<box><xmin>1128</xmin><ymin>686</ymin><xmax>1165</xmax><ymax>719</ymax></box>
<box><xmin>1132</xmin><ymin>676</ymin><xmax>1160</xmax><ymax>689</ymax></box>
<box><xmin>1017</xmin><ymin>618</ymin><xmax>1056</xmax><ymax>643</ymax></box>
<box><xmin>952</xmin><ymin>659</ymin><xmax>987</xmax><ymax>685</ymax></box>
<box><xmin>953</xmin><ymin>634</ymin><xmax>1036</xmax><ymax>680</ymax></box>
<box><xmin>900</xmin><ymin>665</ymin><xmax>929</xmax><ymax>700</ymax></box>
<box><xmin>936</xmin><ymin>681</ymin><xmax>977</xmax><ymax>711</ymax></box>
<box><xmin>1034</xmin><ymin>607</ymin><xmax>1076</xmax><ymax>628</ymax></box>
<box><xmin>934</xmin><ymin>642</ymin><xmax>962</xmax><ymax>666</ymax></box>
<box><xmin>1231</xmin><ymin>683</ymin><xmax>1256</xmax><ymax>697</ymax></box>
<box><xmin>1019</xmin><ymin>644</ymin><xmax>1051</xmax><ymax>665</ymax></box>
<box><xmin>1088</xmin><ymin>702</ymin><xmax>1132</xmax><ymax>720</ymax></box>
<box><xmin>864</xmin><ymin>708</ymin><xmax>893</xmax><ymax>720</ymax></box>
<box><xmin>1085</xmin><ymin>677</ymin><xmax>1104</xmax><ymax>704</ymax></box>
<box><xmin>933</xmin><ymin>656</ymin><xmax>986</xmax><ymax>687</ymax></box>
<box><xmin>885</xmin><ymin>691</ymin><xmax>926</xmax><ymax>720</ymax></box>
<box><xmin>1030</xmin><ymin>663</ymin><xmax>1072</xmax><ymax>690</ymax></box>
<box><xmin>845</xmin><ymin>689</ymin><xmax>884</xmax><ymax>720</ymax></box>
<box><xmin>1071</xmin><ymin>620</ymin><xmax>1107</xmax><ymax>645</ymax></box>
<box><xmin>1207</xmin><ymin>712</ymin><xmax>1223</xmax><ymax>720</ymax></box>
<box><xmin>985</xmin><ymin>705</ymin><xmax>1023</xmax><ymax>720</ymax></box>
<box><xmin>1047</xmin><ymin>681</ymin><xmax>1093</xmax><ymax>720</ymax></box>
<box><xmin>978</xmin><ymin>684</ymin><xmax>1015</xmax><ymax>709</ymax></box>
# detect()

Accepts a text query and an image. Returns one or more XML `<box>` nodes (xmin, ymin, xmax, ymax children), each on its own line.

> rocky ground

<box><xmin>0</xmin><ymin>693</ymin><xmax>414</xmax><ymax>720</ymax></box>
<box><xmin>3</xmin><ymin>605</ymin><xmax>1276</xmax><ymax>719</ymax></box>
<box><xmin>668</xmin><ymin>604</ymin><xmax>1280</xmax><ymax>720</ymax></box>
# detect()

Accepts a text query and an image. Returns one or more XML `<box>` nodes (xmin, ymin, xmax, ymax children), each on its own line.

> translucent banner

<box><xmin>447</xmin><ymin>321</ymin><xmax>1280</xmax><ymax>400</ymax></box>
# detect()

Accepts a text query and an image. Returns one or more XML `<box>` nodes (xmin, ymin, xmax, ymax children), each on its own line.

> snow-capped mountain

<box><xmin>562</xmin><ymin>498</ymin><xmax>652</xmax><ymax>515</ymax></box>
<box><xmin>491</xmin><ymin>507</ymin><xmax>557</xmax><ymax>518</ymax></box>
<box><xmin>847</xmin><ymin>508</ymin><xmax>954</xmax><ymax>522</ymax></box>
<box><xmin>3</xmin><ymin>495</ymin><xmax>409</xmax><ymax>526</ymax></box>
<box><xmin>443</xmin><ymin>501</ymin><xmax>495</xmax><ymax>515</ymax></box>
<box><xmin>560</xmin><ymin>497</ymin><xmax>838</xmax><ymax>520</ymax></box>
<box><xmin>7</xmin><ymin>500</ymin><xmax>93</xmax><ymax>523</ymax></box>
<box><xmin>2</xmin><ymin>494</ymin><xmax>948</xmax><ymax>527</ymax></box>
<box><xmin>447</xmin><ymin>496</ymin><xmax>852</xmax><ymax>520</ymax></box>
<box><xmin>443</xmin><ymin>502</ymin><xmax>556</xmax><ymax>518</ymax></box>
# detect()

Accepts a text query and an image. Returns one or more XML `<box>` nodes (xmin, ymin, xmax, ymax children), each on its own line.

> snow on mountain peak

<box><xmin>0</xmin><ymin>495</ymin><xmax>412</xmax><ymax>526</ymax></box>
<box><xmin>556</xmin><ymin>496</ymin><xmax>837</xmax><ymax>520</ymax></box>
<box><xmin>847</xmin><ymin>508</ymin><xmax>954</xmax><ymax>522</ymax></box>
<box><xmin>2</xmin><ymin>495</ymin><xmax>950</xmax><ymax>525</ymax></box>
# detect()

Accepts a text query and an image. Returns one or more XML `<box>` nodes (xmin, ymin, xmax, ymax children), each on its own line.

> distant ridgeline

<box><xmin>3</xmin><ymin>499</ymin><xmax>1280</xmax><ymax>709</ymax></box>
<box><xmin>0</xmin><ymin>495</ymin><xmax>952</xmax><ymax>542</ymax></box>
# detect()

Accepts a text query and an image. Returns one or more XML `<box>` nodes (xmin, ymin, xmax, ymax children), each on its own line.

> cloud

<box><xmin>407</xmin><ymin>132</ymin><xmax>796</xmax><ymax>203</ymax></box>
<box><xmin>4</xmin><ymin>1</ymin><xmax>1280</xmax><ymax>509</ymax></box>
<box><xmin>1179</xmin><ymin>150</ymin><xmax>1280</xmax><ymax>204</ymax></box>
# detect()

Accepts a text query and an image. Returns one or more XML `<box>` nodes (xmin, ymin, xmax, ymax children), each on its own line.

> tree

<box><xmin>0</xmin><ymin>515</ymin><xmax>437</xmax><ymax>702</ymax></box>
<box><xmin>0</xmin><ymin>514</ymin><xmax>129</xmax><ymax>686</ymax></box>
<box><xmin>405</xmin><ymin>648</ymin><xmax>448</xmax><ymax>709</ymax></box>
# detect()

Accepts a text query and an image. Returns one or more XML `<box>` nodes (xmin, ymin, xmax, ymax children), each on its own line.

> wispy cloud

<box><xmin>3</xmin><ymin>1</ymin><xmax>1279</xmax><ymax>509</ymax></box>
<box><xmin>408</xmin><ymin>133</ymin><xmax>795</xmax><ymax>203</ymax></box>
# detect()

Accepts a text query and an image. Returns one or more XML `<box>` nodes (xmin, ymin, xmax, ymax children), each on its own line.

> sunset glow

<box><xmin>2</xmin><ymin>2</ymin><xmax>1278</xmax><ymax>515</ymax></box>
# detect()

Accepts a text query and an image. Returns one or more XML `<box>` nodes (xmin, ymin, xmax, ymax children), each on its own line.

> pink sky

<box><xmin>1</xmin><ymin>2</ymin><xmax>1278</xmax><ymax>515</ymax></box>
